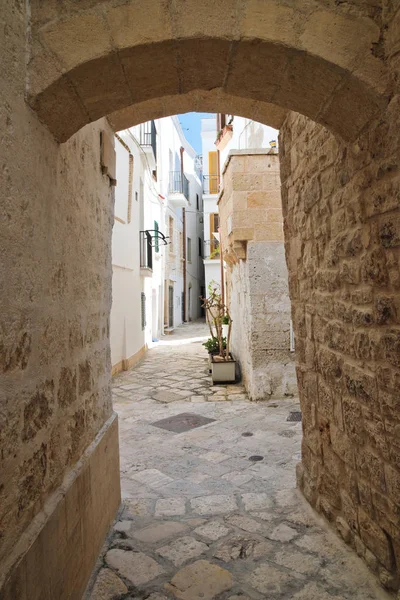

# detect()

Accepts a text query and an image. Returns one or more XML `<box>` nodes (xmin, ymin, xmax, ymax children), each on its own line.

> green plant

<box><xmin>222</xmin><ymin>315</ymin><xmax>230</xmax><ymax>325</ymax></box>
<box><xmin>203</xmin><ymin>337</ymin><xmax>226</xmax><ymax>354</ymax></box>
<box><xmin>201</xmin><ymin>287</ymin><xmax>232</xmax><ymax>361</ymax></box>
<box><xmin>209</xmin><ymin>244</ymin><xmax>220</xmax><ymax>259</ymax></box>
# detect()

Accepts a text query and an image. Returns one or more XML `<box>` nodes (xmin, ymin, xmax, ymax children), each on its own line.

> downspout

<box><xmin>180</xmin><ymin>146</ymin><xmax>187</xmax><ymax>322</ymax></box>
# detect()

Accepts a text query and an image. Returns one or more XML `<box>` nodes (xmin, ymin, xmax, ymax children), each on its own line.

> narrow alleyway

<box><xmin>86</xmin><ymin>322</ymin><xmax>391</xmax><ymax>600</ymax></box>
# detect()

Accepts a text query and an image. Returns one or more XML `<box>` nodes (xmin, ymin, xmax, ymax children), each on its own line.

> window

<box><xmin>169</xmin><ymin>216</ymin><xmax>174</xmax><ymax>252</ymax></box>
<box><xmin>141</xmin><ymin>293</ymin><xmax>146</xmax><ymax>330</ymax></box>
<box><xmin>187</xmin><ymin>237</ymin><xmax>192</xmax><ymax>263</ymax></box>
<box><xmin>209</xmin><ymin>213</ymin><xmax>220</xmax><ymax>255</ymax></box>
<box><xmin>154</xmin><ymin>220</ymin><xmax>159</xmax><ymax>253</ymax></box>
<box><xmin>198</xmin><ymin>237</ymin><xmax>202</xmax><ymax>258</ymax></box>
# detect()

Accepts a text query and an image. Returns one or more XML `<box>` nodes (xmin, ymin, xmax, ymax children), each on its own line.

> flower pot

<box><xmin>211</xmin><ymin>355</ymin><xmax>236</xmax><ymax>383</ymax></box>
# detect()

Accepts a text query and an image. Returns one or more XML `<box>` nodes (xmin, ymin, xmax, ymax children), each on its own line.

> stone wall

<box><xmin>219</xmin><ymin>151</ymin><xmax>297</xmax><ymax>399</ymax></box>
<box><xmin>279</xmin><ymin>46</ymin><xmax>400</xmax><ymax>588</ymax></box>
<box><xmin>0</xmin><ymin>2</ymin><xmax>120</xmax><ymax>596</ymax></box>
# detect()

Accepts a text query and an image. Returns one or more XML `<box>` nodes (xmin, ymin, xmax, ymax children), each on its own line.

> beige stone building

<box><xmin>219</xmin><ymin>147</ymin><xmax>297</xmax><ymax>399</ymax></box>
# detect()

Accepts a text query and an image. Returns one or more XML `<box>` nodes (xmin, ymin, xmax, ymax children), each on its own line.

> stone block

<box><xmin>165</xmin><ymin>559</ymin><xmax>232</xmax><ymax>600</ymax></box>
<box><xmin>105</xmin><ymin>549</ymin><xmax>165</xmax><ymax>586</ymax></box>
<box><xmin>157</xmin><ymin>536</ymin><xmax>208</xmax><ymax>566</ymax></box>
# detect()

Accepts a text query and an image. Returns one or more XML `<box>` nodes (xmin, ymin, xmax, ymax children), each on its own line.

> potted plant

<box><xmin>201</xmin><ymin>286</ymin><xmax>235</xmax><ymax>383</ymax></box>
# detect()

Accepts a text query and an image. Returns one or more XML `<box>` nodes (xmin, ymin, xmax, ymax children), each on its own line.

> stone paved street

<box><xmin>86</xmin><ymin>322</ymin><xmax>391</xmax><ymax>600</ymax></box>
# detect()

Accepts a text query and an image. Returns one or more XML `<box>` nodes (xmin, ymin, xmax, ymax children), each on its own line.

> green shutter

<box><xmin>154</xmin><ymin>220</ymin><xmax>159</xmax><ymax>253</ymax></box>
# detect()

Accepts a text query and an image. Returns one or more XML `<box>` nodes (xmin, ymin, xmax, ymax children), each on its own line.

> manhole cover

<box><xmin>152</xmin><ymin>412</ymin><xmax>216</xmax><ymax>433</ymax></box>
<box><xmin>287</xmin><ymin>411</ymin><xmax>302</xmax><ymax>422</ymax></box>
<box><xmin>249</xmin><ymin>455</ymin><xmax>264</xmax><ymax>462</ymax></box>
<box><xmin>242</xmin><ymin>432</ymin><xmax>253</xmax><ymax>437</ymax></box>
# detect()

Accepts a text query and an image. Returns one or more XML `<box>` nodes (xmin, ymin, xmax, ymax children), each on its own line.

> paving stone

<box><xmin>222</xmin><ymin>470</ymin><xmax>253</xmax><ymax>486</ymax></box>
<box><xmin>214</xmin><ymin>536</ymin><xmax>272</xmax><ymax>562</ymax></box>
<box><xmin>201</xmin><ymin>451</ymin><xmax>230</xmax><ymax>463</ymax></box>
<box><xmin>225</xmin><ymin>514</ymin><xmax>264</xmax><ymax>534</ymax></box>
<box><xmin>194</xmin><ymin>521</ymin><xmax>231</xmax><ymax>541</ymax></box>
<box><xmin>105</xmin><ymin>549</ymin><xmax>165</xmax><ymax>585</ymax></box>
<box><xmin>153</xmin><ymin>390</ymin><xmax>181</xmax><ymax>403</ymax></box>
<box><xmin>165</xmin><ymin>559</ymin><xmax>232</xmax><ymax>600</ymax></box>
<box><xmin>133</xmin><ymin>521</ymin><xmax>188</xmax><ymax>543</ymax></box>
<box><xmin>268</xmin><ymin>523</ymin><xmax>298</xmax><ymax>542</ymax></box>
<box><xmin>291</xmin><ymin>583</ymin><xmax>345</xmax><ymax>599</ymax></box>
<box><xmin>247</xmin><ymin>564</ymin><xmax>301</xmax><ymax>595</ymax></box>
<box><xmin>250</xmin><ymin>511</ymin><xmax>275</xmax><ymax>521</ymax></box>
<box><xmin>157</xmin><ymin>535</ymin><xmax>209</xmax><ymax>566</ymax></box>
<box><xmin>155</xmin><ymin>498</ymin><xmax>186</xmax><ymax>517</ymax></box>
<box><xmin>131</xmin><ymin>468</ymin><xmax>174</xmax><ymax>489</ymax></box>
<box><xmin>191</xmin><ymin>395</ymin><xmax>205</xmax><ymax>403</ymax></box>
<box><xmin>191</xmin><ymin>495</ymin><xmax>238</xmax><ymax>515</ymax></box>
<box><xmin>113</xmin><ymin>520</ymin><xmax>132</xmax><ymax>533</ymax></box>
<box><xmin>274</xmin><ymin>549</ymin><xmax>321</xmax><ymax>574</ymax></box>
<box><xmin>90</xmin><ymin>568</ymin><xmax>128</xmax><ymax>599</ymax></box>
<box><xmin>241</xmin><ymin>493</ymin><xmax>273</xmax><ymax>511</ymax></box>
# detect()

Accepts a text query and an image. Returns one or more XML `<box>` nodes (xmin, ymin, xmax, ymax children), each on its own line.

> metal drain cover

<box><xmin>152</xmin><ymin>412</ymin><xmax>216</xmax><ymax>433</ymax></box>
<box><xmin>287</xmin><ymin>411</ymin><xmax>302</xmax><ymax>422</ymax></box>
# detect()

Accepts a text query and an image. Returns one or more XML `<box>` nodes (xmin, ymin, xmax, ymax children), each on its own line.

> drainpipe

<box><xmin>219</xmin><ymin>227</ymin><xmax>225</xmax><ymax>308</ymax></box>
<box><xmin>180</xmin><ymin>146</ymin><xmax>187</xmax><ymax>323</ymax></box>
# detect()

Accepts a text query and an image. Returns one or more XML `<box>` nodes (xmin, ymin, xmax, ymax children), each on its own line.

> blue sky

<box><xmin>178</xmin><ymin>112</ymin><xmax>215</xmax><ymax>155</ymax></box>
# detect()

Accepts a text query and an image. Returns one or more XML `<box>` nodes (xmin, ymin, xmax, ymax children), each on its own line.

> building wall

<box><xmin>0</xmin><ymin>3</ymin><xmax>120</xmax><ymax>595</ymax></box>
<box><xmin>201</xmin><ymin>117</ymin><xmax>221</xmax><ymax>294</ymax></box>
<box><xmin>219</xmin><ymin>151</ymin><xmax>297</xmax><ymax>399</ymax></box>
<box><xmin>280</xmin><ymin>101</ymin><xmax>400</xmax><ymax>587</ymax></box>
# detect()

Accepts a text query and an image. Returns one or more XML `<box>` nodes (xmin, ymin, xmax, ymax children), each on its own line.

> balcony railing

<box><xmin>169</xmin><ymin>171</ymin><xmax>189</xmax><ymax>201</ymax></box>
<box><xmin>140</xmin><ymin>231</ymin><xmax>153</xmax><ymax>270</ymax></box>
<box><xmin>139</xmin><ymin>121</ymin><xmax>157</xmax><ymax>161</ymax></box>
<box><xmin>203</xmin><ymin>174</ymin><xmax>219</xmax><ymax>195</ymax></box>
<box><xmin>203</xmin><ymin>239</ymin><xmax>220</xmax><ymax>260</ymax></box>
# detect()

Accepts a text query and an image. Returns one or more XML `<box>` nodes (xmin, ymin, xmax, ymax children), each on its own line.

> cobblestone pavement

<box><xmin>86</xmin><ymin>322</ymin><xmax>391</xmax><ymax>600</ymax></box>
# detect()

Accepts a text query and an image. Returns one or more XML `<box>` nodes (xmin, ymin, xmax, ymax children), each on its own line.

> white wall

<box><xmin>219</xmin><ymin>116</ymin><xmax>278</xmax><ymax>170</ymax></box>
<box><xmin>201</xmin><ymin>117</ymin><xmax>221</xmax><ymax>295</ymax></box>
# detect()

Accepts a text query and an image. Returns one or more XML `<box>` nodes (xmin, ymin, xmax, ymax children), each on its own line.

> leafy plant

<box><xmin>203</xmin><ymin>337</ymin><xmax>226</xmax><ymax>354</ymax></box>
<box><xmin>209</xmin><ymin>244</ymin><xmax>220</xmax><ymax>259</ymax></box>
<box><xmin>201</xmin><ymin>286</ymin><xmax>232</xmax><ymax>361</ymax></box>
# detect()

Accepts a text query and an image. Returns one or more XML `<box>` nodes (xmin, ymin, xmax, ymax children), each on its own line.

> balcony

<box><xmin>168</xmin><ymin>171</ymin><xmax>189</xmax><ymax>208</ymax></box>
<box><xmin>215</xmin><ymin>124</ymin><xmax>233</xmax><ymax>151</ymax></box>
<box><xmin>139</xmin><ymin>121</ymin><xmax>157</xmax><ymax>170</ymax></box>
<box><xmin>140</xmin><ymin>230</ymin><xmax>153</xmax><ymax>277</ymax></box>
<box><xmin>203</xmin><ymin>239</ymin><xmax>220</xmax><ymax>260</ymax></box>
<box><xmin>203</xmin><ymin>174</ymin><xmax>219</xmax><ymax>195</ymax></box>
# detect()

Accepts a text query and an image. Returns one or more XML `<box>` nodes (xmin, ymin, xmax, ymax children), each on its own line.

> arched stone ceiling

<box><xmin>28</xmin><ymin>0</ymin><xmax>389</xmax><ymax>142</ymax></box>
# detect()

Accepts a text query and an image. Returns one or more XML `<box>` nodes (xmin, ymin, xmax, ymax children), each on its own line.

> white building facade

<box><xmin>200</xmin><ymin>117</ymin><xmax>221</xmax><ymax>296</ymax></box>
<box><xmin>110</xmin><ymin>117</ymin><xmax>204</xmax><ymax>374</ymax></box>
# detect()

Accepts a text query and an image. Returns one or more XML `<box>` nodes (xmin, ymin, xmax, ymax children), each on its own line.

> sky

<box><xmin>178</xmin><ymin>112</ymin><xmax>215</xmax><ymax>155</ymax></box>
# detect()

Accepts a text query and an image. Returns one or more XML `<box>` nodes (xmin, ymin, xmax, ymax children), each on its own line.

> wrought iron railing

<box><xmin>203</xmin><ymin>174</ymin><xmax>219</xmax><ymax>194</ymax></box>
<box><xmin>139</xmin><ymin>121</ymin><xmax>157</xmax><ymax>160</ymax></box>
<box><xmin>169</xmin><ymin>171</ymin><xmax>189</xmax><ymax>201</ymax></box>
<box><xmin>140</xmin><ymin>231</ymin><xmax>153</xmax><ymax>270</ymax></box>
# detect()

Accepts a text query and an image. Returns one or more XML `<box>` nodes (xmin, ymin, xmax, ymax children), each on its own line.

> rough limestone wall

<box><xmin>0</xmin><ymin>0</ymin><xmax>114</xmax><ymax>577</ymax></box>
<box><xmin>221</xmin><ymin>152</ymin><xmax>296</xmax><ymax>400</ymax></box>
<box><xmin>246</xmin><ymin>241</ymin><xmax>297</xmax><ymax>399</ymax></box>
<box><xmin>279</xmin><ymin>39</ymin><xmax>400</xmax><ymax>588</ymax></box>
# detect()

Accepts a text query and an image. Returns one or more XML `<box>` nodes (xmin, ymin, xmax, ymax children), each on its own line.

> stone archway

<box><xmin>1</xmin><ymin>0</ymin><xmax>400</xmax><ymax>597</ymax></box>
<box><xmin>29</xmin><ymin>1</ymin><xmax>388</xmax><ymax>142</ymax></box>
